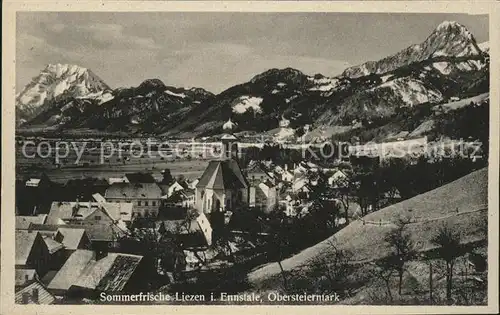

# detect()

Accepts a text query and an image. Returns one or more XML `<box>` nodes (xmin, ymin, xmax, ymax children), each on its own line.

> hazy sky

<box><xmin>16</xmin><ymin>12</ymin><xmax>488</xmax><ymax>93</ymax></box>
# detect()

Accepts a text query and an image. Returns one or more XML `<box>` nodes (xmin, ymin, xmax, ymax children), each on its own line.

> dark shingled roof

<box><xmin>105</xmin><ymin>182</ymin><xmax>162</xmax><ymax>199</ymax></box>
<box><xmin>16</xmin><ymin>230</ymin><xmax>42</xmax><ymax>265</ymax></box>
<box><xmin>124</xmin><ymin>172</ymin><xmax>156</xmax><ymax>183</ymax></box>
<box><xmin>196</xmin><ymin>159</ymin><xmax>248</xmax><ymax>190</ymax></box>
<box><xmin>29</xmin><ymin>223</ymin><xmax>126</xmax><ymax>242</ymax></box>
<box><xmin>16</xmin><ymin>215</ymin><xmax>48</xmax><ymax>230</ymax></box>
<box><xmin>48</xmin><ymin>250</ymin><xmax>142</xmax><ymax>293</ymax></box>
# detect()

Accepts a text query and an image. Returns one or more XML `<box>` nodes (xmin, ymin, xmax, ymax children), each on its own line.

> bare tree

<box><xmin>267</xmin><ymin>211</ymin><xmax>291</xmax><ymax>291</ymax></box>
<box><xmin>370</xmin><ymin>257</ymin><xmax>396</xmax><ymax>303</ymax></box>
<box><xmin>431</xmin><ymin>224</ymin><xmax>462</xmax><ymax>304</ymax></box>
<box><xmin>331</xmin><ymin>178</ymin><xmax>352</xmax><ymax>223</ymax></box>
<box><xmin>308</xmin><ymin>239</ymin><xmax>353</xmax><ymax>295</ymax></box>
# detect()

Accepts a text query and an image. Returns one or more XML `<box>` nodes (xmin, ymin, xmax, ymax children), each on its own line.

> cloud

<box><xmin>16</xmin><ymin>12</ymin><xmax>487</xmax><ymax>94</ymax></box>
<box><xmin>76</xmin><ymin>23</ymin><xmax>161</xmax><ymax>50</ymax></box>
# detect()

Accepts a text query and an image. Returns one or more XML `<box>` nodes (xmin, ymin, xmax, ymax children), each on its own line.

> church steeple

<box><xmin>223</xmin><ymin>118</ymin><xmax>236</xmax><ymax>132</ymax></box>
<box><xmin>221</xmin><ymin>118</ymin><xmax>239</xmax><ymax>160</ymax></box>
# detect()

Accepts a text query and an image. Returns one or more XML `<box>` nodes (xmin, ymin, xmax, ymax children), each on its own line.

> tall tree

<box><xmin>267</xmin><ymin>211</ymin><xmax>292</xmax><ymax>292</ymax></box>
<box><xmin>431</xmin><ymin>224</ymin><xmax>462</xmax><ymax>304</ymax></box>
<box><xmin>306</xmin><ymin>171</ymin><xmax>340</xmax><ymax>236</ymax></box>
<box><xmin>384</xmin><ymin>217</ymin><xmax>417</xmax><ymax>295</ymax></box>
<box><xmin>161</xmin><ymin>168</ymin><xmax>174</xmax><ymax>184</ymax></box>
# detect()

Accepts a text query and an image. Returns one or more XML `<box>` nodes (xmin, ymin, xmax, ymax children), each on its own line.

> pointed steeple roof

<box><xmin>223</xmin><ymin>118</ymin><xmax>237</xmax><ymax>131</ymax></box>
<box><xmin>196</xmin><ymin>160</ymin><xmax>248</xmax><ymax>190</ymax></box>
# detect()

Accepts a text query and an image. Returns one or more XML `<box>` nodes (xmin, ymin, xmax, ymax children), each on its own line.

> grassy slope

<box><xmin>248</xmin><ymin>167</ymin><xmax>488</xmax><ymax>289</ymax></box>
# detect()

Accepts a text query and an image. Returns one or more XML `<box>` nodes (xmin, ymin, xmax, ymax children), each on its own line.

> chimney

<box><xmin>22</xmin><ymin>292</ymin><xmax>30</xmax><ymax>304</ymax></box>
<box><xmin>284</xmin><ymin>164</ymin><xmax>288</xmax><ymax>171</ymax></box>
<box><xmin>32</xmin><ymin>288</ymin><xmax>39</xmax><ymax>304</ymax></box>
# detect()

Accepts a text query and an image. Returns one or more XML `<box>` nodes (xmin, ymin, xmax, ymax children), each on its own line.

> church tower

<box><xmin>221</xmin><ymin>118</ymin><xmax>239</xmax><ymax>160</ymax></box>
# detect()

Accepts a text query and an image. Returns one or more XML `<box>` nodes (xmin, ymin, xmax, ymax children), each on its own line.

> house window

<box><xmin>152</xmin><ymin>201</ymin><xmax>156</xmax><ymax>206</ymax></box>
<box><xmin>238</xmin><ymin>191</ymin><xmax>243</xmax><ymax>201</ymax></box>
<box><xmin>145</xmin><ymin>201</ymin><xmax>149</xmax><ymax>206</ymax></box>
<box><xmin>145</xmin><ymin>211</ymin><xmax>149</xmax><ymax>217</ymax></box>
<box><xmin>95</xmin><ymin>216</ymin><xmax>101</xmax><ymax>221</ymax></box>
<box><xmin>138</xmin><ymin>201</ymin><xmax>142</xmax><ymax>206</ymax></box>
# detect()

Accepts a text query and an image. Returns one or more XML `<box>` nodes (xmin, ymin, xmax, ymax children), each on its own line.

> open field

<box><xmin>32</xmin><ymin>160</ymin><xmax>208</xmax><ymax>183</ymax></box>
<box><xmin>248</xmin><ymin>168</ymin><xmax>488</xmax><ymax>289</ymax></box>
<box><xmin>16</xmin><ymin>141</ymin><xmax>209</xmax><ymax>182</ymax></box>
<box><xmin>433</xmin><ymin>92</ymin><xmax>489</xmax><ymax>113</ymax></box>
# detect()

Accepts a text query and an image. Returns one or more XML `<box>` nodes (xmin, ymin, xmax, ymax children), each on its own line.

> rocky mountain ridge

<box><xmin>17</xmin><ymin>21</ymin><xmax>490</xmax><ymax>142</ymax></box>
<box><xmin>16</xmin><ymin>64</ymin><xmax>112</xmax><ymax>124</ymax></box>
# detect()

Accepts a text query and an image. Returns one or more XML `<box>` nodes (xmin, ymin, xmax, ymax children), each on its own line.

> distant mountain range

<box><xmin>16</xmin><ymin>21</ymin><xmax>490</xmax><ymax>142</ymax></box>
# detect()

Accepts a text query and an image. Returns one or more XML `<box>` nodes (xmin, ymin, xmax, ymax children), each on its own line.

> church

<box><xmin>195</xmin><ymin>119</ymin><xmax>249</xmax><ymax>215</ymax></box>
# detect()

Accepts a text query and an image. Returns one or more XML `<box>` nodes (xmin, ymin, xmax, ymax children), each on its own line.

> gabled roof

<box><xmin>92</xmin><ymin>193</ymin><xmax>107</xmax><ymax>203</ymax></box>
<box><xmin>329</xmin><ymin>169</ymin><xmax>349</xmax><ymax>178</ymax></box>
<box><xmin>221</xmin><ymin>133</ymin><xmax>238</xmax><ymax>140</ymax></box>
<box><xmin>101</xmin><ymin>202</ymin><xmax>133</xmax><ymax>222</ymax></box>
<box><xmin>25</xmin><ymin>178</ymin><xmax>41</xmax><ymax>187</ymax></box>
<box><xmin>47</xmin><ymin>201</ymin><xmax>132</xmax><ymax>224</ymax></box>
<box><xmin>246</xmin><ymin>160</ymin><xmax>267</xmax><ymax>173</ymax></box>
<box><xmin>105</xmin><ymin>182</ymin><xmax>162</xmax><ymax>199</ymax></box>
<box><xmin>48</xmin><ymin>250</ymin><xmax>143</xmax><ymax>293</ymax></box>
<box><xmin>196</xmin><ymin>159</ymin><xmax>248</xmax><ymax>190</ymax></box>
<box><xmin>156</xmin><ymin>219</ymin><xmax>201</xmax><ymax>235</ymax></box>
<box><xmin>42</xmin><ymin>236</ymin><xmax>64</xmax><ymax>254</ymax></box>
<box><xmin>188</xmin><ymin>179</ymin><xmax>199</xmax><ymax>189</ymax></box>
<box><xmin>15</xmin><ymin>281</ymin><xmax>56</xmax><ymax>305</ymax></box>
<box><xmin>162</xmin><ymin>189</ymin><xmax>193</xmax><ymax>202</ymax></box>
<box><xmin>48</xmin><ymin>250</ymin><xmax>94</xmax><ymax>292</ymax></box>
<box><xmin>15</xmin><ymin>231</ymin><xmax>43</xmax><ymax>265</ymax></box>
<box><xmin>30</xmin><ymin>223</ymin><xmax>126</xmax><ymax>243</ymax></box>
<box><xmin>55</xmin><ymin>228</ymin><xmax>88</xmax><ymax>250</ymax></box>
<box><xmin>46</xmin><ymin>202</ymin><xmax>99</xmax><ymax>224</ymax></box>
<box><xmin>29</xmin><ymin>224</ymin><xmax>87</xmax><ymax>250</ymax></box>
<box><xmin>16</xmin><ymin>215</ymin><xmax>48</xmax><ymax>230</ymax></box>
<box><xmin>67</xmin><ymin>223</ymin><xmax>127</xmax><ymax>242</ymax></box>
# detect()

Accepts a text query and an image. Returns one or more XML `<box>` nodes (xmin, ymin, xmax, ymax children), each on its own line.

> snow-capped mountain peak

<box><xmin>342</xmin><ymin>20</ymin><xmax>483</xmax><ymax>78</ymax></box>
<box><xmin>427</xmin><ymin>21</ymin><xmax>480</xmax><ymax>57</ymax></box>
<box><xmin>435</xmin><ymin>20</ymin><xmax>467</xmax><ymax>32</ymax></box>
<box><xmin>16</xmin><ymin>64</ymin><xmax>110</xmax><ymax>122</ymax></box>
<box><xmin>478</xmin><ymin>41</ymin><xmax>490</xmax><ymax>53</ymax></box>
